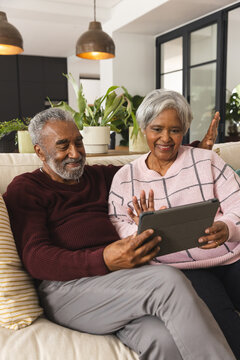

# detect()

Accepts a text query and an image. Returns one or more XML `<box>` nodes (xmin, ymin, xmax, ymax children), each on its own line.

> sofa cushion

<box><xmin>213</xmin><ymin>141</ymin><xmax>240</xmax><ymax>170</ymax></box>
<box><xmin>0</xmin><ymin>316</ymin><xmax>138</xmax><ymax>360</ymax></box>
<box><xmin>0</xmin><ymin>194</ymin><xmax>43</xmax><ymax>330</ymax></box>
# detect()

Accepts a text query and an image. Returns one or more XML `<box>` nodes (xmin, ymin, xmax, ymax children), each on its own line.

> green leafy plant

<box><xmin>225</xmin><ymin>92</ymin><xmax>240</xmax><ymax>123</ymax></box>
<box><xmin>119</xmin><ymin>88</ymin><xmax>145</xmax><ymax>145</ymax></box>
<box><xmin>0</xmin><ymin>118</ymin><xmax>31</xmax><ymax>139</ymax></box>
<box><xmin>48</xmin><ymin>73</ymin><xmax>133</xmax><ymax>133</ymax></box>
<box><xmin>225</xmin><ymin>92</ymin><xmax>240</xmax><ymax>136</ymax></box>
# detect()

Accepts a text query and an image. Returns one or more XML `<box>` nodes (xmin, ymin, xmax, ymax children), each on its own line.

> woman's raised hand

<box><xmin>198</xmin><ymin>111</ymin><xmax>220</xmax><ymax>150</ymax></box>
<box><xmin>128</xmin><ymin>189</ymin><xmax>166</xmax><ymax>225</ymax></box>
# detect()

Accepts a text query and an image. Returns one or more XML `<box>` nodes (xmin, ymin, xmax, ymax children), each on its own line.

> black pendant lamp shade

<box><xmin>76</xmin><ymin>0</ymin><xmax>115</xmax><ymax>60</ymax></box>
<box><xmin>0</xmin><ymin>11</ymin><xmax>23</xmax><ymax>55</ymax></box>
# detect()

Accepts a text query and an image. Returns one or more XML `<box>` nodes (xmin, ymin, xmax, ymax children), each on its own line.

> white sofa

<box><xmin>0</xmin><ymin>142</ymin><xmax>240</xmax><ymax>360</ymax></box>
<box><xmin>0</xmin><ymin>152</ymin><xmax>141</xmax><ymax>360</ymax></box>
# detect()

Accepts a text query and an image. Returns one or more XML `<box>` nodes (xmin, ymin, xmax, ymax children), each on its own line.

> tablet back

<box><xmin>138</xmin><ymin>198</ymin><xmax>219</xmax><ymax>256</ymax></box>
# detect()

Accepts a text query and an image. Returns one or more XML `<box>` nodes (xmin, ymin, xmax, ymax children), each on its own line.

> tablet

<box><xmin>137</xmin><ymin>198</ymin><xmax>220</xmax><ymax>256</ymax></box>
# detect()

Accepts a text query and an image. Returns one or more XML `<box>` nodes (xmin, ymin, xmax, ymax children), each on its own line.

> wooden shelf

<box><xmin>86</xmin><ymin>147</ymin><xmax>146</xmax><ymax>157</ymax></box>
<box><xmin>224</xmin><ymin>136</ymin><xmax>240</xmax><ymax>142</ymax></box>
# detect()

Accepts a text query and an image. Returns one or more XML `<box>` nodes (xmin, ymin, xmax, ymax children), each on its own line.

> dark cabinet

<box><xmin>18</xmin><ymin>56</ymin><xmax>45</xmax><ymax>118</ymax></box>
<box><xmin>0</xmin><ymin>56</ymin><xmax>19</xmax><ymax>122</ymax></box>
<box><xmin>43</xmin><ymin>57</ymin><xmax>68</xmax><ymax>100</ymax></box>
<box><xmin>19</xmin><ymin>81</ymin><xmax>45</xmax><ymax>119</ymax></box>
<box><xmin>0</xmin><ymin>54</ymin><xmax>68</xmax><ymax>122</ymax></box>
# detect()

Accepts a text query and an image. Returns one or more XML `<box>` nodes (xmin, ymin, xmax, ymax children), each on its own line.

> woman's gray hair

<box><xmin>136</xmin><ymin>89</ymin><xmax>193</xmax><ymax>135</ymax></box>
<box><xmin>28</xmin><ymin>108</ymin><xmax>75</xmax><ymax>145</ymax></box>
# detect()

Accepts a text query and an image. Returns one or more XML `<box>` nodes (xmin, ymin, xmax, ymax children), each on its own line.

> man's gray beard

<box><xmin>46</xmin><ymin>155</ymin><xmax>86</xmax><ymax>181</ymax></box>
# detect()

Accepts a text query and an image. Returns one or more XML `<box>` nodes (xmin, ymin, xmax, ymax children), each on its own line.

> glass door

<box><xmin>160</xmin><ymin>37</ymin><xmax>183</xmax><ymax>94</ymax></box>
<box><xmin>189</xmin><ymin>24</ymin><xmax>217</xmax><ymax>142</ymax></box>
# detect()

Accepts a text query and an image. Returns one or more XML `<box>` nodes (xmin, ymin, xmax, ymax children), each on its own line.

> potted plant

<box><xmin>0</xmin><ymin>118</ymin><xmax>34</xmax><ymax>153</ymax></box>
<box><xmin>121</xmin><ymin>90</ymin><xmax>149</xmax><ymax>153</ymax></box>
<box><xmin>48</xmin><ymin>74</ymin><xmax>133</xmax><ymax>154</ymax></box>
<box><xmin>225</xmin><ymin>92</ymin><xmax>240</xmax><ymax>137</ymax></box>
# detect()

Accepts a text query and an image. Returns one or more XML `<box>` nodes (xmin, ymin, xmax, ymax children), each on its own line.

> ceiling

<box><xmin>0</xmin><ymin>0</ymin><xmax>239</xmax><ymax>57</ymax></box>
<box><xmin>118</xmin><ymin>0</ymin><xmax>239</xmax><ymax>35</ymax></box>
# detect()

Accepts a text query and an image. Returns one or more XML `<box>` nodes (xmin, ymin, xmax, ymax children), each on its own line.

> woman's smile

<box><xmin>155</xmin><ymin>143</ymin><xmax>174</xmax><ymax>151</ymax></box>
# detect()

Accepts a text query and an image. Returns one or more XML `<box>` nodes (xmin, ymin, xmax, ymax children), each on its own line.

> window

<box><xmin>156</xmin><ymin>4</ymin><xmax>240</xmax><ymax>143</ymax></box>
<box><xmin>160</xmin><ymin>37</ymin><xmax>183</xmax><ymax>94</ymax></box>
<box><xmin>190</xmin><ymin>24</ymin><xmax>217</xmax><ymax>142</ymax></box>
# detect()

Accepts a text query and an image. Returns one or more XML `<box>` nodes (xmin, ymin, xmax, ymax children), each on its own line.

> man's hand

<box><xmin>103</xmin><ymin>229</ymin><xmax>161</xmax><ymax>271</ymax></box>
<box><xmin>198</xmin><ymin>111</ymin><xmax>220</xmax><ymax>150</ymax></box>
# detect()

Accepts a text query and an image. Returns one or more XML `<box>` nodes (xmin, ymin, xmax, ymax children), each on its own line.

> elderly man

<box><xmin>3</xmin><ymin>108</ymin><xmax>235</xmax><ymax>360</ymax></box>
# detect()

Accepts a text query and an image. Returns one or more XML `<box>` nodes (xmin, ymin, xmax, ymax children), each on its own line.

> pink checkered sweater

<box><xmin>108</xmin><ymin>146</ymin><xmax>240</xmax><ymax>269</ymax></box>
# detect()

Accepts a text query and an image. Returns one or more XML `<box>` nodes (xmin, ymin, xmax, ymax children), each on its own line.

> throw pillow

<box><xmin>213</xmin><ymin>147</ymin><xmax>220</xmax><ymax>156</ymax></box>
<box><xmin>0</xmin><ymin>194</ymin><xmax>43</xmax><ymax>330</ymax></box>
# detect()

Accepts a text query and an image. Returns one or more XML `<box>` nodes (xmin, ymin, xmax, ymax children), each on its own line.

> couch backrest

<box><xmin>212</xmin><ymin>141</ymin><xmax>240</xmax><ymax>170</ymax></box>
<box><xmin>1</xmin><ymin>141</ymin><xmax>240</xmax><ymax>194</ymax></box>
<box><xmin>0</xmin><ymin>153</ymin><xmax>140</xmax><ymax>194</ymax></box>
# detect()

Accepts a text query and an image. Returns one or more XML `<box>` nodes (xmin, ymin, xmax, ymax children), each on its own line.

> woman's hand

<box><xmin>198</xmin><ymin>111</ymin><xmax>220</xmax><ymax>150</ymax></box>
<box><xmin>198</xmin><ymin>221</ymin><xmax>229</xmax><ymax>249</ymax></box>
<box><xmin>127</xmin><ymin>189</ymin><xmax>166</xmax><ymax>225</ymax></box>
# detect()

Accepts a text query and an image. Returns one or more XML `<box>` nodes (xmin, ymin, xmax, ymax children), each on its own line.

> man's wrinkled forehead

<box><xmin>40</xmin><ymin>119</ymin><xmax>80</xmax><ymax>143</ymax></box>
<box><xmin>42</xmin><ymin>119</ymin><xmax>66</xmax><ymax>135</ymax></box>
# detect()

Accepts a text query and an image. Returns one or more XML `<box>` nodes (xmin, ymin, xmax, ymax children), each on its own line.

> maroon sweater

<box><xmin>3</xmin><ymin>165</ymin><xmax>120</xmax><ymax>282</ymax></box>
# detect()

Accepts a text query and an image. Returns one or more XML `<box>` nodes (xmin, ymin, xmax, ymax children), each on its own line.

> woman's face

<box><xmin>144</xmin><ymin>108</ymin><xmax>184</xmax><ymax>165</ymax></box>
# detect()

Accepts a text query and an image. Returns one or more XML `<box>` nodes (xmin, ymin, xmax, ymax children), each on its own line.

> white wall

<box><xmin>99</xmin><ymin>0</ymin><xmax>164</xmax><ymax>97</ymax></box>
<box><xmin>67</xmin><ymin>55</ymin><xmax>100</xmax><ymax>110</ymax></box>
<box><xmin>80</xmin><ymin>79</ymin><xmax>100</xmax><ymax>105</ymax></box>
<box><xmin>99</xmin><ymin>57</ymin><xmax>114</xmax><ymax>95</ymax></box>
<box><xmin>67</xmin><ymin>31</ymin><xmax>155</xmax><ymax>105</ymax></box>
<box><xmin>100</xmin><ymin>32</ymin><xmax>155</xmax><ymax>97</ymax></box>
<box><xmin>113</xmin><ymin>32</ymin><xmax>155</xmax><ymax>96</ymax></box>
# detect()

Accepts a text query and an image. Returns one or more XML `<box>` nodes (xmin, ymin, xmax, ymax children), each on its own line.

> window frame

<box><xmin>156</xmin><ymin>4</ymin><xmax>240</xmax><ymax>143</ymax></box>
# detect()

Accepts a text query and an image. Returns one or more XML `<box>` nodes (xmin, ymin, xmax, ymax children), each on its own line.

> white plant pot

<box><xmin>82</xmin><ymin>126</ymin><xmax>110</xmax><ymax>154</ymax></box>
<box><xmin>17</xmin><ymin>131</ymin><xmax>35</xmax><ymax>153</ymax></box>
<box><xmin>129</xmin><ymin>127</ymin><xmax>149</xmax><ymax>153</ymax></box>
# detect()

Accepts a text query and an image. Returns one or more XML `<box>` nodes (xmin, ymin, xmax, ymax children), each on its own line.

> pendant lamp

<box><xmin>0</xmin><ymin>11</ymin><xmax>23</xmax><ymax>55</ymax></box>
<box><xmin>76</xmin><ymin>0</ymin><xmax>115</xmax><ymax>60</ymax></box>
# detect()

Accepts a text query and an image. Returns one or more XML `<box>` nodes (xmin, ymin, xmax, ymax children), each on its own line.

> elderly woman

<box><xmin>108</xmin><ymin>89</ymin><xmax>240</xmax><ymax>359</ymax></box>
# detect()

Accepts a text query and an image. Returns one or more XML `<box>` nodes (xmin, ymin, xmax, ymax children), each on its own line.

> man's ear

<box><xmin>34</xmin><ymin>144</ymin><xmax>46</xmax><ymax>162</ymax></box>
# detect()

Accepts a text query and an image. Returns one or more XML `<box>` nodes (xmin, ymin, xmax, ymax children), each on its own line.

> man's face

<box><xmin>39</xmin><ymin>120</ymin><xmax>86</xmax><ymax>183</ymax></box>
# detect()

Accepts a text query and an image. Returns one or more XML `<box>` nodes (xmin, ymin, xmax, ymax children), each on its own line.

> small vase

<box><xmin>81</xmin><ymin>126</ymin><xmax>110</xmax><ymax>154</ymax></box>
<box><xmin>129</xmin><ymin>127</ymin><xmax>149</xmax><ymax>153</ymax></box>
<box><xmin>17</xmin><ymin>131</ymin><xmax>35</xmax><ymax>153</ymax></box>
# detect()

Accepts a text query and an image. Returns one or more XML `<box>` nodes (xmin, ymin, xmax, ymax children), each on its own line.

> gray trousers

<box><xmin>38</xmin><ymin>265</ymin><xmax>235</xmax><ymax>360</ymax></box>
